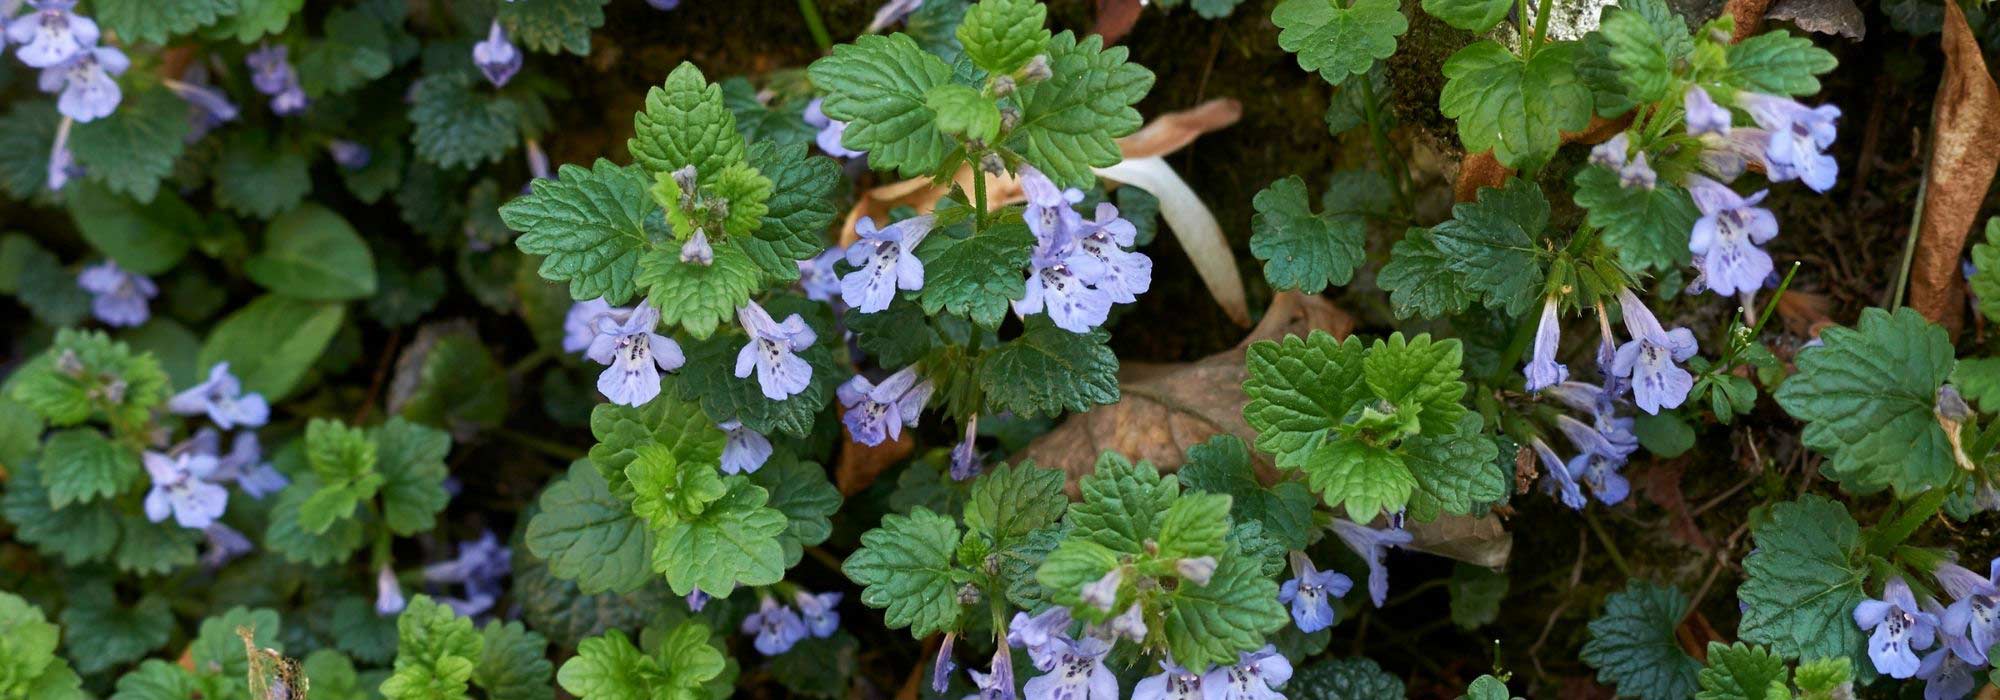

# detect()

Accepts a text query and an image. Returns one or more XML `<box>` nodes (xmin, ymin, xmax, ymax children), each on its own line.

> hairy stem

<box><xmin>795</xmin><ymin>0</ymin><xmax>832</xmax><ymax>53</ymax></box>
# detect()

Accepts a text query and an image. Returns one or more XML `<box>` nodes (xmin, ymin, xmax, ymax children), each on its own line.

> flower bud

<box><xmin>1175</xmin><ymin>556</ymin><xmax>1218</xmax><ymax>586</ymax></box>
<box><xmin>1019</xmin><ymin>54</ymin><xmax>1052</xmax><ymax>83</ymax></box>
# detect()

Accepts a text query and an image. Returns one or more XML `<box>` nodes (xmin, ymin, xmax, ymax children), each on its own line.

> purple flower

<box><xmin>803</xmin><ymin>98</ymin><xmax>863</xmax><ymax>159</ymax></box>
<box><xmin>1007</xmin><ymin>607</ymin><xmax>1074</xmax><ymax>671</ymax></box>
<box><xmin>194</xmin><ymin>429</ymin><xmax>287</xmax><ymax>499</ymax></box>
<box><xmin>425</xmin><ymin>531</ymin><xmax>511</xmax><ymax>617</ymax></box>
<box><xmin>734</xmin><ymin>300</ymin><xmax>817</xmax><ymax>401</ymax></box>
<box><xmin>1079</xmin><ymin>568</ymin><xmax>1122</xmax><ymax>612</ymax></box>
<box><xmin>1619</xmin><ymin>151</ymin><xmax>1657</xmax><ymax>190</ymax></box>
<box><xmin>1855</xmin><ymin>577</ymin><xmax>1940</xmax><ymax>678</ymax></box>
<box><xmin>1016</xmin><ymin>206</ymin><xmax>1113</xmax><ymax>333</ymax></box>
<box><xmin>168</xmin><ymin>362</ymin><xmax>270</xmax><ymax>429</ymax></box>
<box><xmin>1278</xmin><ymin>555</ymin><xmax>1352</xmax><ymax>633</ymax></box>
<box><xmin>1610</xmin><ymin>289</ymin><xmax>1698</xmax><ymax>414</ymax></box>
<box><xmin>375</xmin><ymin>564</ymin><xmax>406</xmax><ymax>615</ymax></box>
<box><xmin>1686</xmin><ymin>175</ymin><xmax>1779</xmax><ymax>297</ymax></box>
<box><xmin>1525</xmin><ymin>297</ymin><xmax>1568</xmax><ymax>392</ymax></box>
<box><xmin>1330</xmin><ymin>519</ymin><xmax>1411</xmax><ymax>606</ymax></box>
<box><xmin>1735</xmin><ymin>92</ymin><xmax>1840</xmax><ymax>193</ymax></box>
<box><xmin>1684</xmin><ymin>85</ymin><xmax>1731</xmax><ymax>136</ymax></box>
<box><xmin>562</xmin><ymin>297</ymin><xmax>634</xmax><ymax>355</ymax></box>
<box><xmin>866</xmin><ymin>0</ymin><xmax>926</xmax><ymax>33</ymax></box>
<box><xmin>795</xmin><ymin>590</ymin><xmax>842</xmax><ymax>638</ymax></box>
<box><xmin>201</xmin><ymin>522</ymin><xmax>254</xmax><ymax>568</ymax></box>
<box><xmin>1074</xmin><ymin>206</ymin><xmax>1151</xmax><ymax>304</ymax></box>
<box><xmin>45</xmin><ymin>117</ymin><xmax>76</xmax><ymax>191</ymax></box>
<box><xmin>39</xmin><ymin>45</ymin><xmax>126</xmax><ymax>122</ymax></box>
<box><xmin>648</xmin><ymin>0</ymin><xmax>683</xmax><ymax>8</ymax></box>
<box><xmin>1022</xmin><ymin>637</ymin><xmax>1117</xmax><ymax>700</ymax></box>
<box><xmin>841</xmin><ymin>215</ymin><xmax>934</xmax><ymax>313</ymax></box>
<box><xmin>526</xmin><ymin>138</ymin><xmax>552</xmax><ymax>182</ymax></box>
<box><xmin>1530</xmin><ymin>437</ymin><xmax>1586</xmax><ymax>510</ymax></box>
<box><xmin>472</xmin><ymin>20</ymin><xmax>521</xmax><ymax>88</ymax></box>
<box><xmin>7</xmin><ymin>0</ymin><xmax>97</xmax><ymax>68</ymax></box>
<box><xmin>245</xmin><ymin>45</ymin><xmax>306</xmax><ymax>116</ymax></box>
<box><xmin>742</xmin><ymin>595</ymin><xmax>807</xmax><ymax>655</ymax></box>
<box><xmin>76</xmin><ymin>260</ymin><xmax>154</xmax><ymax>327</ymax></box>
<box><xmin>798</xmin><ymin>247</ymin><xmax>844</xmax><ymax>303</ymax></box>
<box><xmin>719</xmin><ymin>419</ymin><xmax>773</xmax><ymax>475</ymax></box>
<box><xmin>164</xmin><ymin>77</ymin><xmax>239</xmax><ymax>138</ymax></box>
<box><xmin>680</xmin><ymin>230</ymin><xmax>714</xmax><ymax>266</ymax></box>
<box><xmin>969</xmin><ymin>647</ymin><xmax>1017</xmax><ymax>700</ymax></box>
<box><xmin>950</xmin><ymin>415</ymin><xmax>982</xmax><ymax>481</ymax></box>
<box><xmin>1554</xmin><ymin>416</ymin><xmax>1632</xmax><ymax>506</ymax></box>
<box><xmin>326</xmin><ymin>139</ymin><xmax>370</xmax><ymax>170</ymax></box>
<box><xmin>1105</xmin><ymin>602</ymin><xmax>1148</xmax><ymax>642</ymax></box>
<box><xmin>1589</xmin><ymin>132</ymin><xmax>1630</xmax><ymax>170</ymax></box>
<box><xmin>1133</xmin><ymin>661</ymin><xmax>1205</xmax><ymax>700</ymax></box>
<box><xmin>685</xmin><ymin>588</ymin><xmax>711</xmax><ymax>611</ymax></box>
<box><xmin>1917</xmin><ymin>648</ymin><xmax>1977</xmax><ymax>700</ymax></box>
<box><xmin>142</xmin><ymin>449</ymin><xmax>225</xmax><ymax>529</ymax></box>
<box><xmin>1936</xmin><ymin>559</ymin><xmax>2000</xmax><ymax>664</ymax></box>
<box><xmin>1200</xmin><ymin>646</ymin><xmax>1292</xmax><ymax>700</ymax></box>
<box><xmin>934</xmin><ymin>632</ymin><xmax>958</xmax><ymax>693</ymax></box>
<box><xmin>585</xmin><ymin>302</ymin><xmax>686</xmax><ymax>407</ymax></box>
<box><xmin>838</xmin><ymin>366</ymin><xmax>934</xmax><ymax>447</ymax></box>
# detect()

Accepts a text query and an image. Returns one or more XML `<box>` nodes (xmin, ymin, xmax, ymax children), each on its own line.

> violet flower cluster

<box><xmin>8</xmin><ymin>0</ymin><xmax>126</xmax><ymax>188</ymax></box>
<box><xmin>1847</xmin><ymin>559</ymin><xmax>2000</xmax><ymax>699</ymax></box>
<box><xmin>246</xmin><ymin>45</ymin><xmax>307</xmax><ymax>116</ymax></box>
<box><xmin>740</xmin><ymin>589</ymin><xmax>842</xmax><ymax>655</ymax></box>
<box><xmin>143</xmin><ymin>363</ymin><xmax>287</xmax><ymax>568</ymax></box>
<box><xmin>1014</xmin><ymin>166</ymin><xmax>1153</xmax><ymax>334</ymax></box>
<box><xmin>976</xmin><ymin>606</ymin><xmax>1294</xmax><ymax>700</ymax></box>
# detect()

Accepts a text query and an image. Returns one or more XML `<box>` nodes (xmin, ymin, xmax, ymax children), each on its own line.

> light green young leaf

<box><xmin>637</xmin><ymin>238</ymin><xmax>762</xmax><ymax>340</ymax></box>
<box><xmin>374</xmin><ymin>417</ymin><xmax>453</xmax><ymax>536</ymax></box>
<box><xmin>627</xmin><ymin>444</ymin><xmax>729</xmax><ymax>529</ymax></box>
<box><xmin>1596</xmin><ymin>3</ymin><xmax>1691</xmax><ymax>103</ymax></box>
<box><xmin>1725</xmin><ymin>33</ymin><xmax>1839</xmax><ymax>97</ymax></box>
<box><xmin>0</xmin><ymin>591</ymin><xmax>79</xmax><ymax>700</ymax></box>
<box><xmin>843</xmin><ymin>507</ymin><xmax>963</xmax><ymax>637</ymax></box>
<box><xmin>1243</xmin><ymin>330</ymin><xmax>1368</xmax><ymax>468</ymax></box>
<box><xmin>1580</xmin><ymin>580</ymin><xmax>1701</xmax><ymax>700</ymax></box>
<box><xmin>1363</xmin><ymin>333</ymin><xmax>1468</xmax><ymax>437</ymax></box>
<box><xmin>504</xmin><ymin>158</ymin><xmax>656</xmax><ymax>305</ymax></box>
<box><xmin>1696</xmin><ymin>642</ymin><xmax>1788</xmax><ymax>700</ymax></box>
<box><xmin>1439</xmin><ymin>41</ymin><xmax>1592</xmax><ymax>169</ymax></box>
<box><xmin>1157</xmin><ymin>490</ymin><xmax>1232</xmax><ymax>559</ymax></box>
<box><xmin>1403</xmin><ymin>422</ymin><xmax>1506</xmax><ymax>521</ymax></box>
<box><xmin>926</xmin><ymin>84</ymin><xmax>1002</xmax><ymax>144</ymax></box>
<box><xmin>1035</xmin><ymin>538</ymin><xmax>1122</xmax><ymax>615</ymax></box>
<box><xmin>978</xmin><ymin>317</ymin><xmax>1121</xmax><ymax>418</ymax></box>
<box><xmin>524</xmin><ymin>461</ymin><xmax>657</xmax><ymax>595</ymax></box>
<box><xmin>1005</xmin><ymin>32</ymin><xmax>1154</xmax><ymax>188</ymax></box>
<box><xmin>1250</xmin><ymin>175</ymin><xmax>1366</xmax><ymax>293</ymax></box>
<box><xmin>651</xmin><ymin>477</ymin><xmax>787</xmax><ymax>596</ymax></box>
<box><xmin>246</xmin><ymin>204</ymin><xmax>380</xmax><ymax>300</ymax></box>
<box><xmin>1306</xmin><ymin>440</ymin><xmax>1415</xmax><ymax>521</ymax></box>
<box><xmin>1772</xmin><ymin>307</ymin><xmax>1954</xmax><ymax>495</ymax></box>
<box><xmin>1160</xmin><ymin>551</ymin><xmax>1288</xmax><ymax>670</ymax></box>
<box><xmin>916</xmin><ymin>221</ymin><xmax>1034</xmax><ymax>328</ymax></box>
<box><xmin>807</xmin><ymin>34</ymin><xmax>956</xmax><ymax>177</ymax></box>
<box><xmin>629</xmin><ymin>62</ymin><xmax>746</xmax><ymax>182</ymax></box>
<box><xmin>264</xmin><ymin>473</ymin><xmax>368</xmax><ymax>566</ymax></box>
<box><xmin>956</xmin><ymin>0</ymin><xmax>1049</xmax><ymax>75</ymax></box>
<box><xmin>381</xmin><ymin>596</ymin><xmax>483</xmax><ymax>700</ymax></box>
<box><xmin>1068</xmin><ymin>452</ymin><xmax>1175</xmax><ymax>552</ymax></box>
<box><xmin>106</xmin><ymin>660</ymin><xmax>190</xmax><ymax>700</ymax></box>
<box><xmin>964</xmin><ymin>461</ymin><xmax>1070</xmax><ymax>548</ymax></box>
<box><xmin>1737</xmin><ymin>495</ymin><xmax>1866</xmax><ymax>662</ymax></box>
<box><xmin>585</xmin><ymin>389</ymin><xmax>727</xmax><ymax>501</ymax></box>
<box><xmin>1965</xmin><ymin>219</ymin><xmax>2000</xmax><ymax>324</ymax></box>
<box><xmin>472</xmin><ymin>621</ymin><xmax>554</xmax><ymax>700</ymax></box>
<box><xmin>1273</xmin><ymin>0</ymin><xmax>1409</xmax><ymax>85</ymax></box>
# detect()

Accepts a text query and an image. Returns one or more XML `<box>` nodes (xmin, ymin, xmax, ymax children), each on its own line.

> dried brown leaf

<box><xmin>1767</xmin><ymin>0</ymin><xmax>1866</xmax><ymax>40</ymax></box>
<box><xmin>1908</xmin><ymin>0</ymin><xmax>2000</xmax><ymax>335</ymax></box>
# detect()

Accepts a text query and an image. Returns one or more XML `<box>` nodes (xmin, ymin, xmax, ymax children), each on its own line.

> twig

<box><xmin>1892</xmin><ymin>175</ymin><xmax>1930</xmax><ymax>310</ymax></box>
<box><xmin>1689</xmin><ymin>475</ymin><xmax>1757</xmax><ymax>518</ymax></box>
<box><xmin>354</xmin><ymin>329</ymin><xmax>403</xmax><ymax>424</ymax></box>
<box><xmin>494</xmin><ymin>429</ymin><xmax>586</xmax><ymax>462</ymax></box>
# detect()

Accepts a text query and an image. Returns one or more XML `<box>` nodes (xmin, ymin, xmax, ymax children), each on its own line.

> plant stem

<box><xmin>972</xmin><ymin>165</ymin><xmax>989</xmax><ymax>233</ymax></box>
<box><xmin>1870</xmin><ymin>486</ymin><xmax>1952</xmax><ymax>556</ymax></box>
<box><xmin>1359</xmin><ymin>77</ymin><xmax>1412</xmax><ymax>217</ymax></box>
<box><xmin>795</xmin><ymin>0</ymin><xmax>833</xmax><ymax>53</ymax></box>
<box><xmin>1517</xmin><ymin>0</ymin><xmax>1534</xmax><ymax>56</ymax></box>
<box><xmin>1891</xmin><ymin>176</ymin><xmax>1929</xmax><ymax>309</ymax></box>
<box><xmin>495</xmin><ymin>429</ymin><xmax>587</xmax><ymax>462</ymax></box>
<box><xmin>1529</xmin><ymin>0</ymin><xmax>1554</xmax><ymax>56</ymax></box>
<box><xmin>1582</xmin><ymin>510</ymin><xmax>1634</xmax><ymax>579</ymax></box>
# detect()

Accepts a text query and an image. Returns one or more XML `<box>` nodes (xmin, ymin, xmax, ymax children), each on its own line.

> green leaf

<box><xmin>1597</xmin><ymin>4</ymin><xmax>1691</xmax><ymax>103</ymax></box>
<box><xmin>769</xmin><ymin>633</ymin><xmax>859</xmax><ymax>698</ymax></box>
<box><xmin>1178</xmin><ymin>435</ymin><xmax>1317</xmax><ymax>550</ymax></box>
<box><xmin>1068</xmin><ymin>452</ymin><xmax>1175</xmax><ymax>551</ymax></box>
<box><xmin>1737</xmin><ymin>495</ymin><xmax>1866</xmax><ymax>661</ymax></box>
<box><xmin>301</xmin><ymin>650</ymin><xmax>373</xmax><ymax>700</ymax></box>
<box><xmin>629</xmin><ymin>63</ymin><xmax>746</xmax><ymax>181</ymax></box>
<box><xmin>504</xmin><ymin>158</ymin><xmax>656</xmax><ymax>305</ymax></box>
<box><xmin>265</xmin><ymin>472</ymin><xmax>368</xmax><ymax>565</ymax></box>
<box><xmin>93</xmin><ymin>0</ymin><xmax>235</xmax><ymax>44</ymax></box>
<box><xmin>964</xmin><ymin>461</ymin><xmax>1069</xmax><ymax>547</ymax></box>
<box><xmin>1465</xmin><ymin>675</ymin><xmax>1517</xmax><ymax>700</ymax></box>
<box><xmin>410</xmin><ymin>71</ymin><xmax>527</xmax><ymax>170</ymax></box>
<box><xmin>1273</xmin><ymin>0</ymin><xmax>1409</xmax><ymax>85</ymax></box>
<box><xmin>1403</xmin><ymin>423</ymin><xmax>1506</xmax><ymax>520</ymax></box>
<box><xmin>627</xmin><ymin>444</ymin><xmax>729</xmax><ymax>529</ymax></box>
<box><xmin>1726</xmin><ymin>33</ymin><xmax>1839</xmax><ymax>97</ymax></box>
<box><xmin>674</xmin><ymin>313</ymin><xmax>837</xmax><ymax>439</ymax></box>
<box><xmin>1773</xmin><ymin>307</ymin><xmax>1955</xmax><ymax>495</ymax></box>
<box><xmin>1581</xmin><ymin>580</ymin><xmax>1701</xmax><ymax>700</ymax></box>
<box><xmin>741</xmin><ymin>142</ymin><xmax>840</xmax><ymax>283</ymax></box>
<box><xmin>844</xmin><ymin>507</ymin><xmax>963</xmax><ymax>637</ymax></box>
<box><xmin>1440</xmin><ymin>41</ymin><xmax>1592</xmax><ymax>169</ymax></box>
<box><xmin>956</xmin><ymin>0</ymin><xmax>1049</xmax><ymax>75</ymax></box>
<box><xmin>39</xmin><ymin>429</ymin><xmax>140</xmax><ymax>508</ymax></box>
<box><xmin>1287</xmin><ymin>657</ymin><xmax>1408</xmax><ymax>698</ymax></box>
<box><xmin>1378</xmin><ymin>229</ymin><xmax>1477</xmax><ymax>319</ymax></box>
<box><xmin>746</xmin><ymin>451</ymin><xmax>841</xmax><ymax>567</ymax></box>
<box><xmin>1005</xmin><ymin>32</ymin><xmax>1154</xmax><ymax>188</ymax></box>
<box><xmin>60</xmin><ymin>585</ymin><xmax>172</xmax><ymax>674</ymax></box>
<box><xmin>1250</xmin><ymin>175</ymin><xmax>1366</xmax><ymax>293</ymax></box>
<box><xmin>213</xmin><ymin>131</ymin><xmax>312</xmax><ymax>219</ymax></box>
<box><xmin>1157</xmin><ymin>490</ymin><xmax>1232</xmax><ymax>559</ymax></box>
<box><xmin>1</xmin><ymin>464</ymin><xmax>120</xmax><ymax>567</ymax></box>
<box><xmin>0</xmin><ymin>101</ymin><xmax>60</xmax><ymax>198</ymax></box>
<box><xmin>926</xmin><ymin>84</ymin><xmax>1002</xmax><ymax>144</ymax></box>
<box><xmin>297</xmin><ymin>7</ymin><xmax>396</xmax><ymax>97</ymax></box>
<box><xmin>65</xmin><ymin>182</ymin><xmax>196</xmax><ymax>275</ymax></box>
<box><xmin>246</xmin><ymin>204</ymin><xmax>379</xmax><ymax>300</ymax></box>
<box><xmin>8</xmin><ymin>329</ymin><xmax>170</xmax><ymax>428</ymax></box>
<box><xmin>1573</xmin><ymin>166</ymin><xmax>1699</xmax><ymax>273</ymax></box>
<box><xmin>978</xmin><ymin>317</ymin><xmax>1120</xmax><ymax>418</ymax></box>
<box><xmin>1421</xmin><ymin>0</ymin><xmax>1511</xmax><ymax>32</ymax></box>
<box><xmin>1364</xmin><ymin>332</ymin><xmax>1468</xmax><ymax>436</ymax></box>
<box><xmin>1306</xmin><ymin>440</ymin><xmax>1415</xmax><ymax>521</ymax></box>
<box><xmin>807</xmin><ymin>34</ymin><xmax>956</xmax><ymax>178</ymax></box>
<box><xmin>196</xmin><ymin>294</ymin><xmax>344</xmax><ymax>401</ymax></box>
<box><xmin>556</xmin><ymin>629</ymin><xmax>652</xmax><ymax>700</ymax></box>
<box><xmin>299</xmin><ymin>418</ymin><xmax>382</xmax><ymax>534</ymax></box>
<box><xmin>1448</xmin><ymin>562</ymin><xmax>1508</xmax><ymax>630</ymax></box>
<box><xmin>513</xmin><ymin>550</ymin><xmax>668</xmax><ymax>650</ymax></box>
<box><xmin>207</xmin><ymin>0</ymin><xmax>302</xmax><ymax>42</ymax></box>
<box><xmin>525</xmin><ymin>461</ymin><xmax>657</xmax><ymax>595</ymax></box>
<box><xmin>69</xmin><ymin>86</ymin><xmax>189</xmax><ymax>203</ymax></box>
<box><xmin>1791</xmin><ymin>658</ymin><xmax>1852</xmax><ymax>699</ymax></box>
<box><xmin>651</xmin><ymin>477</ymin><xmax>788</xmax><ymax>596</ymax></box>
<box><xmin>375</xmin><ymin>417</ymin><xmax>452</xmax><ymax>536</ymax></box>
<box><xmin>1243</xmin><ymin>330</ymin><xmax>1368</xmax><ymax>468</ymax></box>
<box><xmin>190</xmin><ymin>606</ymin><xmax>282</xmax><ymax>678</ymax></box>
<box><xmin>1696</xmin><ymin>642</ymin><xmax>1788</xmax><ymax>700</ymax></box>
<box><xmin>107</xmin><ymin>660</ymin><xmax>192</xmax><ymax>700</ymax></box>
<box><xmin>382</xmin><ymin>596</ymin><xmax>483</xmax><ymax>700</ymax></box>
<box><xmin>1035</xmin><ymin>538</ymin><xmax>1121</xmax><ymax>614</ymax></box>
<box><xmin>0</xmin><ymin>591</ymin><xmax>77</xmax><ymax>700</ymax></box>
<box><xmin>1633</xmin><ymin>411</ymin><xmax>1697</xmax><ymax>457</ymax></box>
<box><xmin>916</xmin><ymin>221</ymin><xmax>1034</xmax><ymax>328</ymax></box>
<box><xmin>1966</xmin><ymin>219</ymin><xmax>2000</xmax><ymax>325</ymax></box>
<box><xmin>585</xmin><ymin>390</ymin><xmax>727</xmax><ymax>500</ymax></box>
<box><xmin>497</xmin><ymin>0</ymin><xmax>610</xmax><ymax>55</ymax></box>
<box><xmin>637</xmin><ymin>238</ymin><xmax>762</xmax><ymax>340</ymax></box>
<box><xmin>1421</xmin><ymin>177</ymin><xmax>1548</xmax><ymax>316</ymax></box>
<box><xmin>472</xmin><ymin>621</ymin><xmax>554</xmax><ymax>700</ymax></box>
<box><xmin>1160</xmin><ymin>551</ymin><xmax>1288</xmax><ymax>670</ymax></box>
<box><xmin>397</xmin><ymin>331</ymin><xmax>508</xmax><ymax>434</ymax></box>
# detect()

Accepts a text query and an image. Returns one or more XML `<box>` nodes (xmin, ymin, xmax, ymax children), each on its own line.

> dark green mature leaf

<box><xmin>769</xmin><ymin>633</ymin><xmax>859</xmax><ymax>698</ymax></box>
<box><xmin>1449</xmin><ymin>562</ymin><xmax>1508</xmax><ymax>629</ymax></box>
<box><xmin>1378</xmin><ymin>229</ymin><xmax>1477</xmax><ymax>319</ymax></box>
<box><xmin>675</xmin><ymin>326</ymin><xmax>836</xmax><ymax>439</ymax></box>
<box><xmin>498</xmin><ymin>0</ymin><xmax>610</xmax><ymax>55</ymax></box>
<box><xmin>206</xmin><ymin>0</ymin><xmax>302</xmax><ymax>42</ymax></box>
<box><xmin>0</xmin><ymin>101</ymin><xmax>60</xmax><ymax>198</ymax></box>
<box><xmin>525</xmin><ymin>462</ymin><xmax>656</xmax><ymax>595</ymax></box>
<box><xmin>473</xmin><ymin>621</ymin><xmax>554</xmax><ymax>700</ymax></box>
<box><xmin>1580</xmin><ymin>581</ymin><xmax>1701</xmax><ymax>700</ymax></box>
<box><xmin>39</xmin><ymin>429</ymin><xmax>139</xmax><ymax>508</ymax></box>
<box><xmin>1697</xmin><ymin>642</ymin><xmax>1789</xmax><ymax>700</ymax></box>
<box><xmin>69</xmin><ymin>86</ymin><xmax>189</xmax><ymax>203</ymax></box>
<box><xmin>297</xmin><ymin>7</ymin><xmax>396</xmax><ymax>97</ymax></box>
<box><xmin>1006</xmin><ymin>32</ymin><xmax>1153</xmax><ymax>188</ymax></box>
<box><xmin>214</xmin><ymin>131</ymin><xmax>312</xmax><ymax>219</ymax></box>
<box><xmin>629</xmin><ymin>62</ymin><xmax>745</xmax><ymax>182</ymax></box>
<box><xmin>956</xmin><ymin>0</ymin><xmax>1049</xmax><ymax>75</ymax></box>
<box><xmin>109</xmin><ymin>660</ymin><xmax>188</xmax><ymax>700</ymax></box>
<box><xmin>742</xmin><ymin>141</ymin><xmax>840</xmax><ymax>283</ymax></box>
<box><xmin>1422</xmin><ymin>178</ymin><xmax>1548</xmax><ymax>316</ymax></box>
<box><xmin>1404</xmin><ymin>420</ymin><xmax>1506</xmax><ymax>520</ymax></box>
<box><xmin>197</xmin><ymin>294</ymin><xmax>345</xmax><ymax>400</ymax></box>
<box><xmin>1287</xmin><ymin>657</ymin><xmax>1408</xmax><ymax>699</ymax></box>
<box><xmin>410</xmin><ymin>71</ymin><xmax>527</xmax><ymax>170</ymax></box>
<box><xmin>60</xmin><ymin>585</ymin><xmax>172</xmax><ymax>674</ymax></box>
<box><xmin>978</xmin><ymin>317</ymin><xmax>1120</xmax><ymax>418</ymax></box>
<box><xmin>1738</xmin><ymin>495</ymin><xmax>1866</xmax><ymax>661</ymax></box>
<box><xmin>1160</xmin><ymin>552</ymin><xmax>1288</xmax><ymax>670</ymax></box>
<box><xmin>246</xmin><ymin>204</ymin><xmax>379</xmax><ymax>300</ymax></box>
<box><xmin>1573</xmin><ymin>166</ymin><xmax>1698</xmax><ymax>273</ymax></box>
<box><xmin>65</xmin><ymin>182</ymin><xmax>197</xmax><ymax>275</ymax></box>
<box><xmin>1</xmin><ymin>463</ymin><xmax>119</xmax><ymax>566</ymax></box>
<box><xmin>397</xmin><ymin>331</ymin><xmax>508</xmax><ymax>434</ymax></box>
<box><xmin>747</xmin><ymin>451</ymin><xmax>841</xmax><ymax>568</ymax></box>
<box><xmin>1440</xmin><ymin>41</ymin><xmax>1592</xmax><ymax>169</ymax></box>
<box><xmin>1965</xmin><ymin>219</ymin><xmax>2000</xmax><ymax>324</ymax></box>
<box><xmin>0</xmin><ymin>234</ymin><xmax>89</xmax><ymax>326</ymax></box>
<box><xmin>916</xmin><ymin>221</ymin><xmax>1034</xmax><ymax>328</ymax></box>
<box><xmin>94</xmin><ymin>0</ymin><xmax>236</xmax><ymax>44</ymax></box>
<box><xmin>1273</xmin><ymin>0</ymin><xmax>1409</xmax><ymax>85</ymax></box>
<box><xmin>1421</xmin><ymin>0</ymin><xmax>1510</xmax><ymax>32</ymax></box>
<box><xmin>964</xmin><ymin>461</ymin><xmax>1068</xmax><ymax>548</ymax></box>
<box><xmin>1243</xmin><ymin>330</ymin><xmax>1368</xmax><ymax>468</ymax></box>
<box><xmin>381</xmin><ymin>595</ymin><xmax>483</xmax><ymax>700</ymax></box>
<box><xmin>1773</xmin><ymin>307</ymin><xmax>1955</xmax><ymax>495</ymax></box>
<box><xmin>1250</xmin><ymin>175</ymin><xmax>1366</xmax><ymax>293</ymax></box>
<box><xmin>1726</xmin><ymin>33</ymin><xmax>1839</xmax><ymax>97</ymax></box>
<box><xmin>1177</xmin><ymin>435</ymin><xmax>1317</xmax><ymax>550</ymax></box>
<box><xmin>266</xmin><ymin>472</ymin><xmax>369</xmax><ymax>565</ymax></box>
<box><xmin>844</xmin><ymin>507</ymin><xmax>963</xmax><ymax>636</ymax></box>
<box><xmin>504</xmin><ymin>158</ymin><xmax>656</xmax><ymax>305</ymax></box>
<box><xmin>375</xmin><ymin>418</ymin><xmax>452</xmax><ymax>536</ymax></box>
<box><xmin>190</xmin><ymin>606</ymin><xmax>282</xmax><ymax>678</ymax></box>
<box><xmin>637</xmin><ymin>239</ymin><xmax>762</xmax><ymax>339</ymax></box>
<box><xmin>807</xmin><ymin>34</ymin><xmax>956</xmax><ymax>177</ymax></box>
<box><xmin>514</xmin><ymin>551</ymin><xmax>669</xmax><ymax>650</ymax></box>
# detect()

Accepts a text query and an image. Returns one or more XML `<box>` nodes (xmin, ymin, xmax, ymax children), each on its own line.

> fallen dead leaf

<box><xmin>1725</xmin><ymin>0</ymin><xmax>1775</xmax><ymax>40</ymax></box>
<box><xmin>1093</xmin><ymin>0</ymin><xmax>1145</xmax><ymax>45</ymax></box>
<box><xmin>1767</xmin><ymin>0</ymin><xmax>1866</xmax><ymax>40</ymax></box>
<box><xmin>1404</xmin><ymin>511</ymin><xmax>1513</xmax><ymax>568</ymax></box>
<box><xmin>1907</xmin><ymin>0</ymin><xmax>2000</xmax><ymax>336</ymax></box>
<box><xmin>837</xmin><ymin>429</ymin><xmax>914</xmax><ymax>496</ymax></box>
<box><xmin>1637</xmin><ymin>460</ymin><xmax>1715</xmax><ymax>553</ymax></box>
<box><xmin>1452</xmin><ymin>114</ymin><xmax>1632</xmax><ymax>201</ymax></box>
